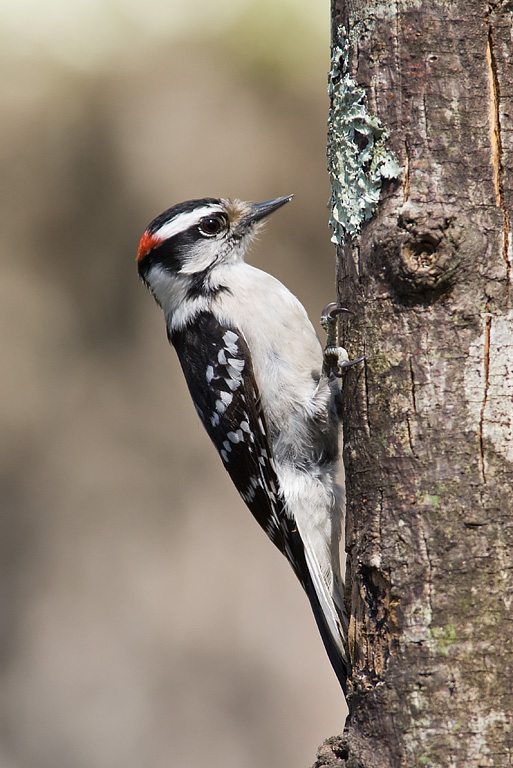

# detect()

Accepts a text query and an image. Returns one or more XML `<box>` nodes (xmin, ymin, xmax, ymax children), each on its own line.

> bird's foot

<box><xmin>321</xmin><ymin>302</ymin><xmax>364</xmax><ymax>378</ymax></box>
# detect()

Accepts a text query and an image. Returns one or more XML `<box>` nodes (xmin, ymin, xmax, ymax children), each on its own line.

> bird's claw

<box><xmin>324</xmin><ymin>346</ymin><xmax>365</xmax><ymax>377</ymax></box>
<box><xmin>320</xmin><ymin>302</ymin><xmax>353</xmax><ymax>324</ymax></box>
<box><xmin>321</xmin><ymin>302</ymin><xmax>364</xmax><ymax>377</ymax></box>
<box><xmin>321</xmin><ymin>302</ymin><xmax>353</xmax><ymax>319</ymax></box>
<box><xmin>332</xmin><ymin>354</ymin><xmax>366</xmax><ymax>377</ymax></box>
<box><xmin>320</xmin><ymin>303</ymin><xmax>351</xmax><ymax>341</ymax></box>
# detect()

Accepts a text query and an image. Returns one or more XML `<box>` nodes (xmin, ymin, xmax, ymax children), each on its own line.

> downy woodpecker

<box><xmin>137</xmin><ymin>195</ymin><xmax>357</xmax><ymax>693</ymax></box>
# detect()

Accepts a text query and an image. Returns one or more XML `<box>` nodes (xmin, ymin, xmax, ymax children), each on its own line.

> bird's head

<box><xmin>136</xmin><ymin>195</ymin><xmax>293</xmax><ymax>297</ymax></box>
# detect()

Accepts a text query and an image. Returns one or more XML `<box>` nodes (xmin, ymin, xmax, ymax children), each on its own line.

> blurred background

<box><xmin>0</xmin><ymin>1</ymin><xmax>347</xmax><ymax>766</ymax></box>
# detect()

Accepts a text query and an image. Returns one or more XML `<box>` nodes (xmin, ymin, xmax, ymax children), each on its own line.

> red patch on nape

<box><xmin>137</xmin><ymin>230</ymin><xmax>162</xmax><ymax>261</ymax></box>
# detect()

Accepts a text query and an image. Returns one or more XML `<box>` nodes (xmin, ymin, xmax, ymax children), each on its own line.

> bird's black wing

<box><xmin>170</xmin><ymin>312</ymin><xmax>348</xmax><ymax>691</ymax></box>
<box><xmin>170</xmin><ymin>313</ymin><xmax>299</xmax><ymax>569</ymax></box>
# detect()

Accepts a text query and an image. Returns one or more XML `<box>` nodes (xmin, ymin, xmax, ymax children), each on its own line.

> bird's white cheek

<box><xmin>179</xmin><ymin>241</ymin><xmax>219</xmax><ymax>275</ymax></box>
<box><xmin>145</xmin><ymin>264</ymin><xmax>187</xmax><ymax>312</ymax></box>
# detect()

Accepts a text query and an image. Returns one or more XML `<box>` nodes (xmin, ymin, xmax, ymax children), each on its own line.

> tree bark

<box><xmin>317</xmin><ymin>1</ymin><xmax>513</xmax><ymax>766</ymax></box>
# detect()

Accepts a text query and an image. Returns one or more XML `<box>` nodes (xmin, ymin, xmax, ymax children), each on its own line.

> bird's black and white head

<box><xmin>137</xmin><ymin>195</ymin><xmax>293</xmax><ymax>313</ymax></box>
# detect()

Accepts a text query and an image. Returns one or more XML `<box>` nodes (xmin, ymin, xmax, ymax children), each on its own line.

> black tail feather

<box><xmin>287</xmin><ymin>525</ymin><xmax>348</xmax><ymax>694</ymax></box>
<box><xmin>304</xmin><ymin>577</ymin><xmax>348</xmax><ymax>694</ymax></box>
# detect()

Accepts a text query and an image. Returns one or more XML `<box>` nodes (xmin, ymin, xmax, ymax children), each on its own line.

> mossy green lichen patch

<box><xmin>327</xmin><ymin>33</ymin><xmax>401</xmax><ymax>243</ymax></box>
<box><xmin>430</xmin><ymin>623</ymin><xmax>459</xmax><ymax>655</ymax></box>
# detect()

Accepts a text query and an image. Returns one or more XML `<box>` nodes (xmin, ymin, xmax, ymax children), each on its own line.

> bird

<box><xmin>136</xmin><ymin>194</ymin><xmax>357</xmax><ymax>693</ymax></box>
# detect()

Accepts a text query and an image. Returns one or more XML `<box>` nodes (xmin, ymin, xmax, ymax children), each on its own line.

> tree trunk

<box><xmin>316</xmin><ymin>1</ymin><xmax>513</xmax><ymax>766</ymax></box>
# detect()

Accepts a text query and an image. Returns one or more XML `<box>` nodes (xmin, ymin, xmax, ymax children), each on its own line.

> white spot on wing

<box><xmin>219</xmin><ymin>391</ymin><xmax>233</xmax><ymax>407</ymax></box>
<box><xmin>225</xmin><ymin>377</ymin><xmax>240</xmax><ymax>392</ymax></box>
<box><xmin>242</xmin><ymin>487</ymin><xmax>255</xmax><ymax>502</ymax></box>
<box><xmin>222</xmin><ymin>330</ymin><xmax>239</xmax><ymax>354</ymax></box>
<box><xmin>215</xmin><ymin>390</ymin><xmax>233</xmax><ymax>415</ymax></box>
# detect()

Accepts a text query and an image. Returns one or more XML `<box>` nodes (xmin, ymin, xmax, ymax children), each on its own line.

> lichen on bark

<box><xmin>327</xmin><ymin>30</ymin><xmax>401</xmax><ymax>243</ymax></box>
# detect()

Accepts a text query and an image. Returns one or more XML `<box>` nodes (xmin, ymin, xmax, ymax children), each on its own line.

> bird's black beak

<box><xmin>244</xmin><ymin>195</ymin><xmax>294</xmax><ymax>225</ymax></box>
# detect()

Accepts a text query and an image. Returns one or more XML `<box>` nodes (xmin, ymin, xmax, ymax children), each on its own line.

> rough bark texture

<box><xmin>316</xmin><ymin>1</ymin><xmax>513</xmax><ymax>766</ymax></box>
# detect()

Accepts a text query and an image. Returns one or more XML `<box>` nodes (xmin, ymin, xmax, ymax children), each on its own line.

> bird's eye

<box><xmin>198</xmin><ymin>215</ymin><xmax>225</xmax><ymax>237</ymax></box>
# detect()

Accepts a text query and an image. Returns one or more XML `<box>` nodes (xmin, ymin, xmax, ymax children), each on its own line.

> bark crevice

<box><xmin>486</xmin><ymin>19</ymin><xmax>512</xmax><ymax>288</ymax></box>
<box><xmin>478</xmin><ymin>303</ymin><xmax>492</xmax><ymax>483</ymax></box>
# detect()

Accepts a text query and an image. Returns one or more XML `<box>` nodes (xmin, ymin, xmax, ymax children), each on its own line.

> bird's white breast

<box><xmin>213</xmin><ymin>263</ymin><xmax>324</xmax><ymax>428</ymax></box>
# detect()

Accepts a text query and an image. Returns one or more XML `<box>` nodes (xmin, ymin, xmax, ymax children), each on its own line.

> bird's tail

<box><xmin>287</xmin><ymin>525</ymin><xmax>349</xmax><ymax>693</ymax></box>
<box><xmin>302</xmin><ymin>544</ymin><xmax>349</xmax><ymax>694</ymax></box>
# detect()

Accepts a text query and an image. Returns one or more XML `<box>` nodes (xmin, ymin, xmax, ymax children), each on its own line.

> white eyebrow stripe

<box><xmin>153</xmin><ymin>206</ymin><xmax>224</xmax><ymax>241</ymax></box>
